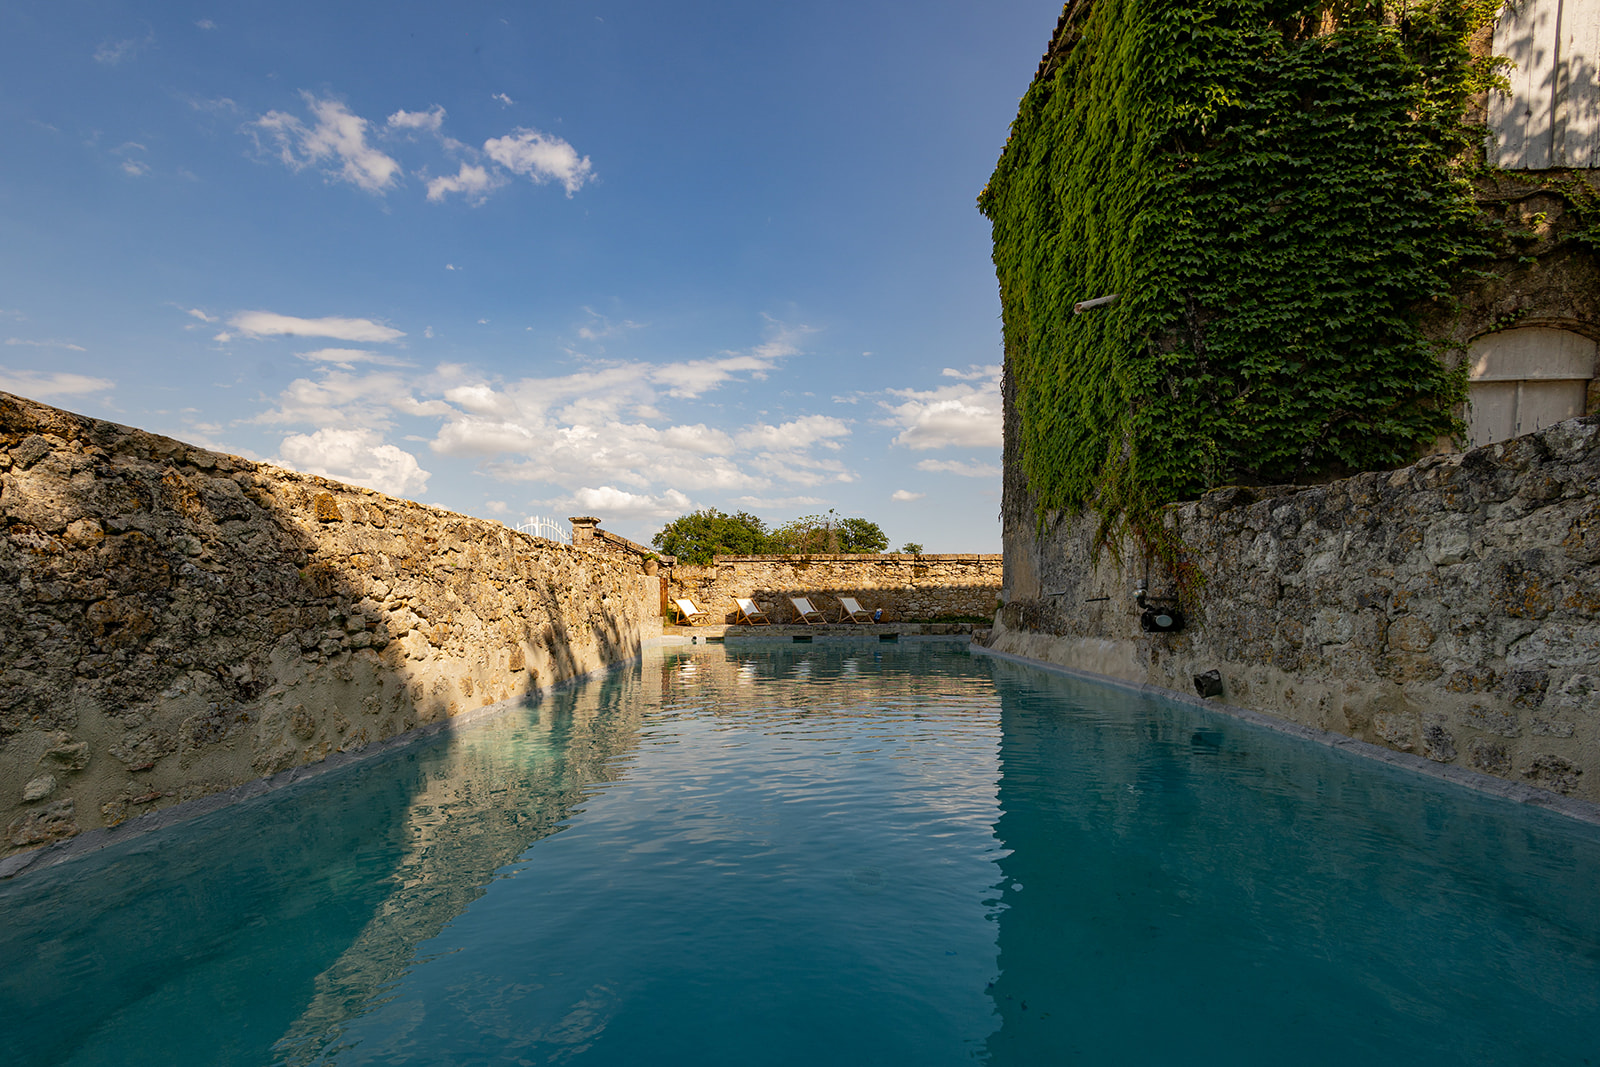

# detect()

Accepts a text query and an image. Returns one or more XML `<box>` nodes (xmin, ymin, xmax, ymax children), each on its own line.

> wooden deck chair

<box><xmin>735</xmin><ymin>597</ymin><xmax>771</xmax><ymax>625</ymax></box>
<box><xmin>837</xmin><ymin>596</ymin><xmax>871</xmax><ymax>624</ymax></box>
<box><xmin>673</xmin><ymin>598</ymin><xmax>710</xmax><ymax>625</ymax></box>
<box><xmin>789</xmin><ymin>596</ymin><xmax>826</xmax><ymax>624</ymax></box>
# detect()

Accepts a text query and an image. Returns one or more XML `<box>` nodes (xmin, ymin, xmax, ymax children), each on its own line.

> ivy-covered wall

<box><xmin>981</xmin><ymin>0</ymin><xmax>1512</xmax><ymax>538</ymax></box>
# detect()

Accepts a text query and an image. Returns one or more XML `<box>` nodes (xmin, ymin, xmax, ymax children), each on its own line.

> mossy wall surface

<box><xmin>982</xmin><ymin>0</ymin><xmax>1502</xmax><ymax>536</ymax></box>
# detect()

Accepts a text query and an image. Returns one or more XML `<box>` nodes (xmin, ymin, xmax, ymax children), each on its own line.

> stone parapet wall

<box><xmin>0</xmin><ymin>392</ymin><xmax>655</xmax><ymax>858</ymax></box>
<box><xmin>670</xmin><ymin>553</ymin><xmax>1002</xmax><ymax>625</ymax></box>
<box><xmin>993</xmin><ymin>417</ymin><xmax>1600</xmax><ymax>804</ymax></box>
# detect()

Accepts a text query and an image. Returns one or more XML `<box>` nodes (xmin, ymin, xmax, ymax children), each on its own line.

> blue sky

<box><xmin>0</xmin><ymin>0</ymin><xmax>1059</xmax><ymax>550</ymax></box>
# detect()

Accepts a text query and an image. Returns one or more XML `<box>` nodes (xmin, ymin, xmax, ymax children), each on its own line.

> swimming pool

<box><xmin>3</xmin><ymin>643</ymin><xmax>1597</xmax><ymax>1064</ymax></box>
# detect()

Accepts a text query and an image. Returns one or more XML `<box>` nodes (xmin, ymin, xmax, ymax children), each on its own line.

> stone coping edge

<box><xmin>703</xmin><ymin>553</ymin><xmax>1002</xmax><ymax>563</ymax></box>
<box><xmin>972</xmin><ymin>644</ymin><xmax>1600</xmax><ymax>829</ymax></box>
<box><xmin>0</xmin><ymin>654</ymin><xmax>643</xmax><ymax>881</ymax></box>
<box><xmin>659</xmin><ymin>633</ymin><xmax>975</xmax><ymax>645</ymax></box>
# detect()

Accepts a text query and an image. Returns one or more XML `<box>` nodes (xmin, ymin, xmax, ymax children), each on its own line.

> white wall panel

<box><xmin>1490</xmin><ymin>0</ymin><xmax>1600</xmax><ymax>169</ymax></box>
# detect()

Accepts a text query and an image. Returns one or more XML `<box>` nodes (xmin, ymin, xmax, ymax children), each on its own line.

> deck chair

<box><xmin>837</xmin><ymin>596</ymin><xmax>871</xmax><ymax>624</ymax></box>
<box><xmin>789</xmin><ymin>597</ymin><xmax>826</xmax><ymax>624</ymax></box>
<box><xmin>735</xmin><ymin>597</ymin><xmax>771</xmax><ymax>625</ymax></box>
<box><xmin>673</xmin><ymin>598</ymin><xmax>710</xmax><ymax>625</ymax></box>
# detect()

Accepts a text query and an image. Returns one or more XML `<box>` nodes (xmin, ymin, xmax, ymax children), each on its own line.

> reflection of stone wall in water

<box><xmin>993</xmin><ymin>418</ymin><xmax>1600</xmax><ymax>805</ymax></box>
<box><xmin>0</xmin><ymin>391</ymin><xmax>657</xmax><ymax>859</ymax></box>
<box><xmin>669</xmin><ymin>554</ymin><xmax>1003</xmax><ymax>624</ymax></box>
<box><xmin>276</xmin><ymin>673</ymin><xmax>647</xmax><ymax>1063</ymax></box>
<box><xmin>0</xmin><ymin>668</ymin><xmax>648</xmax><ymax>1067</ymax></box>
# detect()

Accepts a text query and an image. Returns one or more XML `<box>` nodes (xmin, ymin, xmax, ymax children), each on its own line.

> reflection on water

<box><xmin>982</xmin><ymin>659</ymin><xmax>1600</xmax><ymax>1065</ymax></box>
<box><xmin>0</xmin><ymin>667</ymin><xmax>651</xmax><ymax>1067</ymax></box>
<box><xmin>3</xmin><ymin>644</ymin><xmax>1599</xmax><ymax>1066</ymax></box>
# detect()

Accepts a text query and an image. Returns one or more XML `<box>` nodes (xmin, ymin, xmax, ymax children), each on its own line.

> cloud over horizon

<box><xmin>880</xmin><ymin>364</ymin><xmax>1002</xmax><ymax>451</ymax></box>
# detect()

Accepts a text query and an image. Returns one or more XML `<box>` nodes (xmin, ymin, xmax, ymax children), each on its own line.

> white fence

<box><xmin>515</xmin><ymin>515</ymin><xmax>571</xmax><ymax>545</ymax></box>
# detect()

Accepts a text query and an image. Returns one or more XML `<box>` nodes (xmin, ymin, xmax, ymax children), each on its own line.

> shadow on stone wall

<box><xmin>0</xmin><ymin>391</ymin><xmax>652</xmax><ymax>860</ymax></box>
<box><xmin>669</xmin><ymin>554</ymin><xmax>1003</xmax><ymax>625</ymax></box>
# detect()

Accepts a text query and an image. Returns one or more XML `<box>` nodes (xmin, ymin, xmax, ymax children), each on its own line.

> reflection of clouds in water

<box><xmin>737</xmin><ymin>660</ymin><xmax>757</xmax><ymax>685</ymax></box>
<box><xmin>842</xmin><ymin>658</ymin><xmax>859</xmax><ymax>677</ymax></box>
<box><xmin>790</xmin><ymin>659</ymin><xmax>812</xmax><ymax>680</ymax></box>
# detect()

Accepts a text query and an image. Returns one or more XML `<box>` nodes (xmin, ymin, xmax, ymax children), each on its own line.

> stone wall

<box><xmin>0</xmin><ymin>392</ymin><xmax>657</xmax><ymax>858</ymax></box>
<box><xmin>992</xmin><ymin>417</ymin><xmax>1600</xmax><ymax>804</ymax></box>
<box><xmin>669</xmin><ymin>553</ymin><xmax>1002</xmax><ymax>624</ymax></box>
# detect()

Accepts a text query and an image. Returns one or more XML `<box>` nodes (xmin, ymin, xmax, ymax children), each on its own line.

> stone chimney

<box><xmin>569</xmin><ymin>516</ymin><xmax>601</xmax><ymax>548</ymax></box>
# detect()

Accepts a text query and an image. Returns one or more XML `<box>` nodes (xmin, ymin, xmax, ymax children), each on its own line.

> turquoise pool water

<box><xmin>3</xmin><ymin>644</ymin><xmax>1598</xmax><ymax>1065</ymax></box>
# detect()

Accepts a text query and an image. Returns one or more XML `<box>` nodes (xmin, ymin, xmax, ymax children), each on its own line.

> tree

<box><xmin>837</xmin><ymin>517</ymin><xmax>888</xmax><ymax>554</ymax></box>
<box><xmin>768</xmin><ymin>513</ymin><xmax>833</xmax><ymax>555</ymax></box>
<box><xmin>899</xmin><ymin>542</ymin><xmax>924</xmax><ymax>555</ymax></box>
<box><xmin>767</xmin><ymin>511</ymin><xmax>888</xmax><ymax>555</ymax></box>
<box><xmin>651</xmin><ymin>509</ymin><xmax>769</xmax><ymax>564</ymax></box>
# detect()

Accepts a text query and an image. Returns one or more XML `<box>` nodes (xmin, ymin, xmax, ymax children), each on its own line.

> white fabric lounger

<box><xmin>837</xmin><ymin>596</ymin><xmax>871</xmax><ymax>624</ymax></box>
<box><xmin>673</xmin><ymin>598</ymin><xmax>710</xmax><ymax>625</ymax></box>
<box><xmin>736</xmin><ymin>598</ymin><xmax>771</xmax><ymax>625</ymax></box>
<box><xmin>789</xmin><ymin>597</ymin><xmax>825</xmax><ymax>624</ymax></box>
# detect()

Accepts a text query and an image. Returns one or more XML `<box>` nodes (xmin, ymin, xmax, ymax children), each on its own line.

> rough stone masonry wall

<box><xmin>0</xmin><ymin>392</ymin><xmax>656</xmax><ymax>858</ymax></box>
<box><xmin>992</xmin><ymin>417</ymin><xmax>1600</xmax><ymax>804</ymax></box>
<box><xmin>670</xmin><ymin>554</ymin><xmax>1002</xmax><ymax>624</ymax></box>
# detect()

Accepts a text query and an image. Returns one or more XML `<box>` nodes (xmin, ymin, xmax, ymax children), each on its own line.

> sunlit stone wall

<box><xmin>669</xmin><ymin>554</ymin><xmax>1003</xmax><ymax>625</ymax></box>
<box><xmin>993</xmin><ymin>417</ymin><xmax>1600</xmax><ymax>805</ymax></box>
<box><xmin>0</xmin><ymin>391</ymin><xmax>657</xmax><ymax>858</ymax></box>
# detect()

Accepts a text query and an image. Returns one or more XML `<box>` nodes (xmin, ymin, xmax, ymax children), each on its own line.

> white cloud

<box><xmin>730</xmin><ymin>495</ymin><xmax>827</xmax><ymax>510</ymax></box>
<box><xmin>941</xmin><ymin>365</ymin><xmax>999</xmax><ymax>381</ymax></box>
<box><xmin>275</xmin><ymin>427</ymin><xmax>430</xmax><ymax>497</ymax></box>
<box><xmin>121</xmin><ymin>160</ymin><xmax>150</xmax><ymax>177</ymax></box>
<box><xmin>557</xmin><ymin>486</ymin><xmax>693</xmax><ymax>520</ymax></box>
<box><xmin>94</xmin><ymin>36</ymin><xmax>149</xmax><ymax>65</ymax></box>
<box><xmin>252</xmin><ymin>94</ymin><xmax>402</xmax><ymax>193</ymax></box>
<box><xmin>251</xmin><ymin>367</ymin><xmax>432</xmax><ymax>431</ymax></box>
<box><xmin>295</xmin><ymin>347</ymin><xmax>410</xmax><ymax>368</ymax></box>
<box><xmin>426</xmin><ymin>163</ymin><xmax>503</xmax><ymax>204</ymax></box>
<box><xmin>576</xmin><ymin>309</ymin><xmax>643</xmax><ymax>341</ymax></box>
<box><xmin>651</xmin><ymin>355</ymin><xmax>774</xmax><ymax>399</ymax></box>
<box><xmin>196</xmin><ymin>19</ymin><xmax>217</xmax><ymax>30</ymax></box>
<box><xmin>483</xmin><ymin>128</ymin><xmax>594</xmax><ymax>196</ymax></box>
<box><xmin>915</xmin><ymin>459</ymin><xmax>1001</xmax><ymax>478</ymax></box>
<box><xmin>892</xmin><ymin>490</ymin><xmax>925</xmax><ymax>502</ymax></box>
<box><xmin>237</xmin><ymin>318</ymin><xmax>845</xmax><ymax>518</ymax></box>
<box><xmin>492</xmin><ymin>93</ymin><xmax>514</xmax><ymax>107</ymax></box>
<box><xmin>6</xmin><ymin>338</ymin><xmax>86</xmax><ymax>352</ymax></box>
<box><xmin>0</xmin><ymin>367</ymin><xmax>114</xmax><ymax>399</ymax></box>
<box><xmin>229</xmin><ymin>310</ymin><xmax>404</xmax><ymax>343</ymax></box>
<box><xmin>185</xmin><ymin>308</ymin><xmax>217</xmax><ymax>323</ymax></box>
<box><xmin>484</xmin><ymin>500</ymin><xmax>509</xmax><ymax>514</ymax></box>
<box><xmin>735</xmin><ymin>415</ymin><xmax>850</xmax><ymax>450</ymax></box>
<box><xmin>880</xmin><ymin>365</ymin><xmax>1002</xmax><ymax>451</ymax></box>
<box><xmin>386</xmin><ymin>105</ymin><xmax>445</xmax><ymax>133</ymax></box>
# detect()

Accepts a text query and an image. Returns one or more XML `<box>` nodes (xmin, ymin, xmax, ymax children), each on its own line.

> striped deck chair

<box><xmin>789</xmin><ymin>597</ymin><xmax>826</xmax><ymax>624</ymax></box>
<box><xmin>735</xmin><ymin>598</ymin><xmax>771</xmax><ymax>625</ymax></box>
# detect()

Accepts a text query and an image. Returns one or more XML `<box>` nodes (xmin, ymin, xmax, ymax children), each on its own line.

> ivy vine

<box><xmin>980</xmin><ymin>0</ymin><xmax>1507</xmax><ymax>548</ymax></box>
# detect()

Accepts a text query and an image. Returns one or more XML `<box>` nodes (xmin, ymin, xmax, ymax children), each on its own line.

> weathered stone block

<box><xmin>312</xmin><ymin>492</ymin><xmax>343</xmax><ymax>522</ymax></box>
<box><xmin>1523</xmin><ymin>754</ymin><xmax>1583</xmax><ymax>794</ymax></box>
<box><xmin>109</xmin><ymin>727</ymin><xmax>177</xmax><ymax>770</ymax></box>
